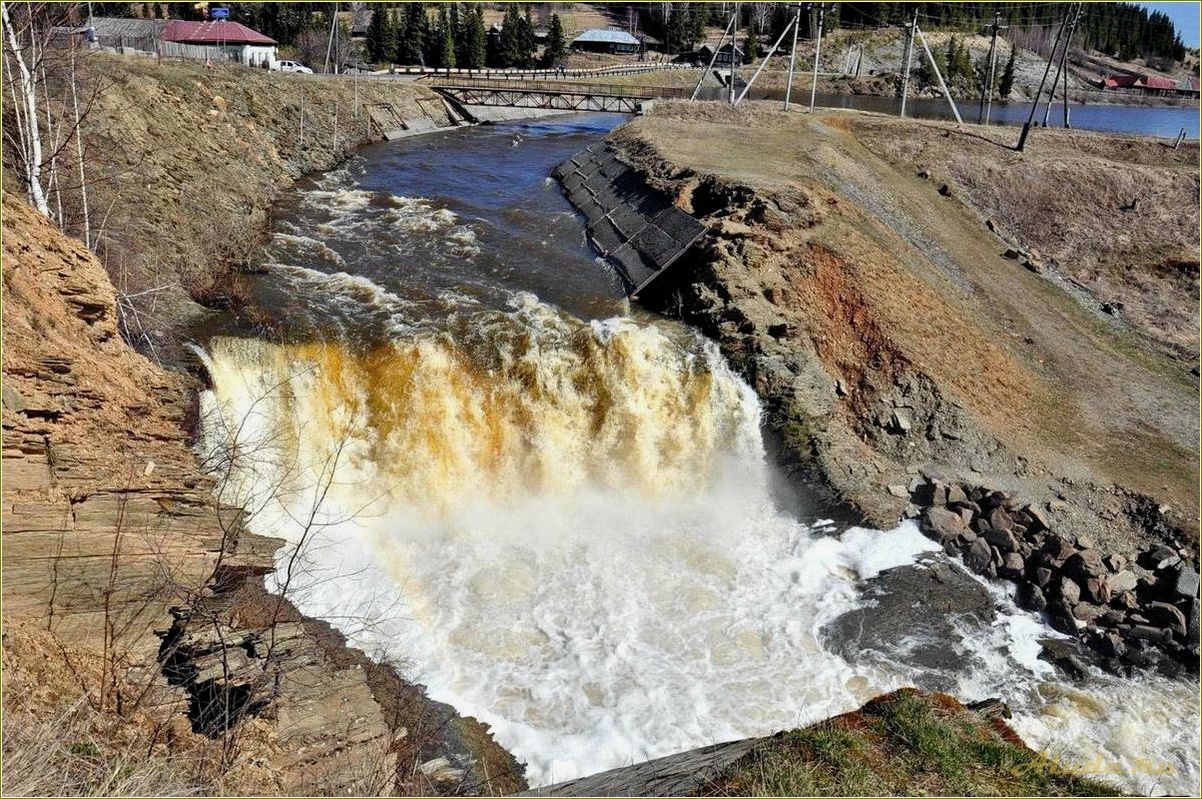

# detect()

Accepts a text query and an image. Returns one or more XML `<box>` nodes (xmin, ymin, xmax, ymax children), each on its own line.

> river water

<box><xmin>193</xmin><ymin>114</ymin><xmax>1199</xmax><ymax>792</ymax></box>
<box><xmin>698</xmin><ymin>86</ymin><xmax>1200</xmax><ymax>138</ymax></box>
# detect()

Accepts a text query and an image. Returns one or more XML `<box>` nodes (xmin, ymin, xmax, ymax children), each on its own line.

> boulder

<box><xmin>1047</xmin><ymin>499</ymin><xmax>1070</xmax><ymax>513</ymax></box>
<box><xmin>889</xmin><ymin>409</ymin><xmax>912</xmax><ymax>434</ymax></box>
<box><xmin>945</xmin><ymin>484</ymin><xmax>968</xmax><ymax>505</ymax></box>
<box><xmin>985</xmin><ymin>527</ymin><xmax>1018</xmax><ymax>553</ymax></box>
<box><xmin>1108</xmin><ymin>570</ymin><xmax>1138</xmax><ymax>594</ymax></box>
<box><xmin>1016</xmin><ymin>582</ymin><xmax>1047</xmax><ymax>612</ymax></box>
<box><xmin>1071</xmin><ymin>602</ymin><xmax>1105</xmax><ymax>624</ymax></box>
<box><xmin>922</xmin><ymin>506</ymin><xmax>966</xmax><ymax>542</ymax></box>
<box><xmin>1065</xmin><ymin>549</ymin><xmax>1106</xmax><ymax>580</ymax></box>
<box><xmin>1000</xmin><ymin>552</ymin><xmax>1025</xmax><ymax>579</ymax></box>
<box><xmin>1169</xmin><ymin>564</ymin><xmax>1200</xmax><ymax>599</ymax></box>
<box><xmin>1147</xmin><ymin>602</ymin><xmax>1187</xmax><ymax>637</ymax></box>
<box><xmin>1105</xmin><ymin>554</ymin><xmax>1127</xmax><ymax>572</ymax></box>
<box><xmin>1058</xmin><ymin>575</ymin><xmax>1081</xmax><ymax>605</ymax></box>
<box><xmin>964</xmin><ymin>538</ymin><xmax>991</xmax><ymax>573</ymax></box>
<box><xmin>1022</xmin><ymin>503</ymin><xmax>1050</xmax><ymax>532</ymax></box>
<box><xmin>1033</xmin><ymin>566</ymin><xmax>1053</xmax><ymax>588</ymax></box>
<box><xmin>1188</xmin><ymin>598</ymin><xmax>1200</xmax><ymax>643</ymax></box>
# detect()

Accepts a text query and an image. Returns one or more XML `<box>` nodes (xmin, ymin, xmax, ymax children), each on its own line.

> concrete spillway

<box><xmin>554</xmin><ymin>145</ymin><xmax>705</xmax><ymax>296</ymax></box>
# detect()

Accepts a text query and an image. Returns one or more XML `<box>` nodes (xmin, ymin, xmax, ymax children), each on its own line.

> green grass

<box><xmin>704</xmin><ymin>691</ymin><xmax>1125</xmax><ymax>797</ymax></box>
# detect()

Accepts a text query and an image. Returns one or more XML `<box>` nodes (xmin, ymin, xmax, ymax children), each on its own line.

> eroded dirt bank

<box><xmin>586</xmin><ymin>102</ymin><xmax>1199</xmax><ymax>671</ymax></box>
<box><xmin>2</xmin><ymin>56</ymin><xmax>525</xmax><ymax>795</ymax></box>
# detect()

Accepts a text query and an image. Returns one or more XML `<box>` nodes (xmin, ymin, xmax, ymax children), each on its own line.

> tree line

<box><xmin>839</xmin><ymin>2</ymin><xmax>1187</xmax><ymax>62</ymax></box>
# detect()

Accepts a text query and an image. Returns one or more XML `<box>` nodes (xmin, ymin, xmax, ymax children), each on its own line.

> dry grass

<box><xmin>851</xmin><ymin>115</ymin><xmax>1200</xmax><ymax>358</ymax></box>
<box><xmin>1</xmin><ymin>703</ymin><xmax>210</xmax><ymax>798</ymax></box>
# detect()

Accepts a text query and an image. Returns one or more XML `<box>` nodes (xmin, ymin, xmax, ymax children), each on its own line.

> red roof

<box><xmin>1102</xmin><ymin>74</ymin><xmax>1139</xmax><ymax>88</ymax></box>
<box><xmin>162</xmin><ymin>20</ymin><xmax>276</xmax><ymax>45</ymax></box>
<box><xmin>1140</xmin><ymin>74</ymin><xmax>1178</xmax><ymax>90</ymax></box>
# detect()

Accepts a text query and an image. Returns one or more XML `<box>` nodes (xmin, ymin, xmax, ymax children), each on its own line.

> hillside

<box><xmin>607</xmin><ymin>101</ymin><xmax>1198</xmax><ymax>547</ymax></box>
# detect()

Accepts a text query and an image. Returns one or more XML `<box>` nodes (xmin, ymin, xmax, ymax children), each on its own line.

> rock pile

<box><xmin>911</xmin><ymin>478</ymin><xmax>1199</xmax><ymax>676</ymax></box>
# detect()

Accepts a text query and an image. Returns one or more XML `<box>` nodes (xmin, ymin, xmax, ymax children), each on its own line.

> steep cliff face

<box><xmin>1</xmin><ymin>192</ymin><xmax>525</xmax><ymax>795</ymax></box>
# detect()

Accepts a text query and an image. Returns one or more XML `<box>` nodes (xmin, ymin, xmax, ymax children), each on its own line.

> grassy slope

<box><xmin>704</xmin><ymin>691</ymin><xmax>1121</xmax><ymax>797</ymax></box>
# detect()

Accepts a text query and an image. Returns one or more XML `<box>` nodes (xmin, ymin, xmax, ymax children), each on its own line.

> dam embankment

<box><xmin>554</xmin><ymin>100</ymin><xmax>1200</xmax><ymax>676</ymax></box>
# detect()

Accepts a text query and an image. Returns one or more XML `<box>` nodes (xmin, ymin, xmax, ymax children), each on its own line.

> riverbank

<box><xmin>574</xmin><ymin>101</ymin><xmax>1199</xmax><ymax>673</ymax></box>
<box><xmin>1</xmin><ymin>57</ymin><xmax>526</xmax><ymax>795</ymax></box>
<box><xmin>530</xmin><ymin>689</ymin><xmax>1120</xmax><ymax>796</ymax></box>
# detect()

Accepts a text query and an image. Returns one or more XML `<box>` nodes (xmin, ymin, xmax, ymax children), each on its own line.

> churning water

<box><xmin>194</xmin><ymin>114</ymin><xmax>1199</xmax><ymax>792</ymax></box>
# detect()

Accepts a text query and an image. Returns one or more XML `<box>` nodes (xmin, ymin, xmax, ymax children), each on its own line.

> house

<box><xmin>1100</xmin><ymin>72</ymin><xmax>1198</xmax><ymax>97</ymax></box>
<box><xmin>570</xmin><ymin>29</ymin><xmax>641</xmax><ymax>55</ymax></box>
<box><xmin>697</xmin><ymin>43</ymin><xmax>743</xmax><ymax>67</ymax></box>
<box><xmin>162</xmin><ymin>20</ymin><xmax>277</xmax><ymax>67</ymax></box>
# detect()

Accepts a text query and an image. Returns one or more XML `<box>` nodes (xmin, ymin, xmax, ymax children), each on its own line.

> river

<box><xmin>698</xmin><ymin>86</ymin><xmax>1200</xmax><ymax>139</ymax></box>
<box><xmin>192</xmin><ymin>113</ymin><xmax>1199</xmax><ymax>792</ymax></box>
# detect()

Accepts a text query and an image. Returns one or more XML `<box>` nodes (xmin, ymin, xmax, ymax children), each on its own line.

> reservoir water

<box><xmin>691</xmin><ymin>85</ymin><xmax>1199</xmax><ymax>139</ymax></box>
<box><xmin>193</xmin><ymin>113</ymin><xmax>1199</xmax><ymax>792</ymax></box>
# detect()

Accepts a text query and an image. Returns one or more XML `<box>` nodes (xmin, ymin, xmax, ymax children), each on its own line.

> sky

<box><xmin>1141</xmin><ymin>1</ymin><xmax>1201</xmax><ymax>48</ymax></box>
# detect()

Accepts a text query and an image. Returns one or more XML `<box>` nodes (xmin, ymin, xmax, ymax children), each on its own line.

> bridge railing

<box><xmin>428</xmin><ymin>77</ymin><xmax>694</xmax><ymax>101</ymax></box>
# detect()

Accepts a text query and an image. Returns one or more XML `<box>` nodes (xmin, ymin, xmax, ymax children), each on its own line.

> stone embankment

<box><xmin>911</xmin><ymin>477</ymin><xmax>1199</xmax><ymax>676</ymax></box>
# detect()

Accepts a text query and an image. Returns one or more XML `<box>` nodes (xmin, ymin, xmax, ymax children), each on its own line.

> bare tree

<box><xmin>2</xmin><ymin>1</ymin><xmax>50</xmax><ymax>215</ymax></box>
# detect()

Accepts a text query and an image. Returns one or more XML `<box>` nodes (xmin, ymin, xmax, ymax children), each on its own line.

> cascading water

<box><xmin>193</xmin><ymin>114</ymin><xmax>1198</xmax><ymax>793</ymax></box>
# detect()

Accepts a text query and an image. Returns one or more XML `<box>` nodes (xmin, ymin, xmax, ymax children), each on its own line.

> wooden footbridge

<box><xmin>425</xmin><ymin>77</ymin><xmax>693</xmax><ymax>114</ymax></box>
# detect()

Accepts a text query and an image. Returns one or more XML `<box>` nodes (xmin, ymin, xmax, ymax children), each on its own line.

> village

<box><xmin>55</xmin><ymin>2</ymin><xmax>1202</xmax><ymax>106</ymax></box>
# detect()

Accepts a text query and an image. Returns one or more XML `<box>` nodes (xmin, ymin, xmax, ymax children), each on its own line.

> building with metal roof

<box><xmin>571</xmin><ymin>29</ymin><xmax>641</xmax><ymax>54</ymax></box>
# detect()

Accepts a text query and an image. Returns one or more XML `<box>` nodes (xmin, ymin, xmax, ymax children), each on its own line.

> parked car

<box><xmin>274</xmin><ymin>60</ymin><xmax>313</xmax><ymax>74</ymax></box>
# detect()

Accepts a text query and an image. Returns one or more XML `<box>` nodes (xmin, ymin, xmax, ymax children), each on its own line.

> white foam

<box><xmin>196</xmin><ymin>297</ymin><xmax>1200</xmax><ymax>793</ymax></box>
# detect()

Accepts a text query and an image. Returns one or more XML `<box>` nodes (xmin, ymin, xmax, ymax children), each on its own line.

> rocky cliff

<box><xmin>1</xmin><ymin>53</ymin><xmax>527</xmax><ymax>794</ymax></box>
<box><xmin>564</xmin><ymin>101</ymin><xmax>1199</xmax><ymax>677</ymax></box>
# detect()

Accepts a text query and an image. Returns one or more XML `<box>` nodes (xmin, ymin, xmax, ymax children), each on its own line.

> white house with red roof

<box><xmin>162</xmin><ymin>19</ymin><xmax>277</xmax><ymax>68</ymax></box>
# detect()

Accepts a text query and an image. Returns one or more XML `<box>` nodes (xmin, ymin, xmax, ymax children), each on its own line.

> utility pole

<box><xmin>980</xmin><ymin>11</ymin><xmax>1006</xmax><ymax>125</ymax></box>
<box><xmin>737</xmin><ymin>14</ymin><xmax>798</xmax><ymax>105</ymax></box>
<box><xmin>1018</xmin><ymin>2</ymin><xmax>1074</xmax><ymax>150</ymax></box>
<box><xmin>784</xmin><ymin>4</ymin><xmax>801</xmax><ymax>110</ymax></box>
<box><xmin>899</xmin><ymin>8</ymin><xmax>917</xmax><ymax>118</ymax></box>
<box><xmin>1041</xmin><ymin>5</ymin><xmax>1079</xmax><ymax>127</ymax></box>
<box><xmin>693</xmin><ymin>10</ymin><xmax>736</xmax><ymax>101</ymax></box>
<box><xmin>916</xmin><ymin>24</ymin><xmax>962</xmax><ymax>123</ymax></box>
<box><xmin>809</xmin><ymin>2</ymin><xmax>824</xmax><ymax>113</ymax></box>
<box><xmin>729</xmin><ymin>1</ymin><xmax>740</xmax><ymax>106</ymax></box>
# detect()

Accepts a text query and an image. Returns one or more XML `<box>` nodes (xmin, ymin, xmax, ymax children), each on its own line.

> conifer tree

<box><xmin>365</xmin><ymin>3</ymin><xmax>394</xmax><ymax>64</ymax></box>
<box><xmin>541</xmin><ymin>13</ymin><xmax>567</xmax><ymax>68</ymax></box>
<box><xmin>998</xmin><ymin>45</ymin><xmax>1017</xmax><ymax>99</ymax></box>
